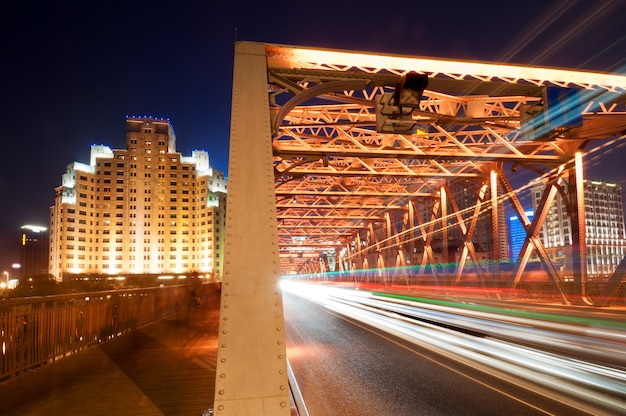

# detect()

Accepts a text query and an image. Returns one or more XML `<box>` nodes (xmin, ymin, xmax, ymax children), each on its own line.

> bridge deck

<box><xmin>0</xmin><ymin>284</ymin><xmax>221</xmax><ymax>416</ymax></box>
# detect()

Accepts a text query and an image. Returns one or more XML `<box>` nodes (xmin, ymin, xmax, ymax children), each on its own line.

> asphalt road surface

<box><xmin>283</xmin><ymin>291</ymin><xmax>594</xmax><ymax>416</ymax></box>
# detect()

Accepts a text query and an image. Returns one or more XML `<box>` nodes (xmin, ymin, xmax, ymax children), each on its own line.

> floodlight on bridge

<box><xmin>393</xmin><ymin>71</ymin><xmax>429</xmax><ymax>108</ymax></box>
<box><xmin>376</xmin><ymin>71</ymin><xmax>429</xmax><ymax>134</ymax></box>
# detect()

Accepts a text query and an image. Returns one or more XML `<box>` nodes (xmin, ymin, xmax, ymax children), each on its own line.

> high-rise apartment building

<box><xmin>531</xmin><ymin>179</ymin><xmax>626</xmax><ymax>278</ymax></box>
<box><xmin>49</xmin><ymin>116</ymin><xmax>227</xmax><ymax>282</ymax></box>
<box><xmin>20</xmin><ymin>225</ymin><xmax>49</xmax><ymax>278</ymax></box>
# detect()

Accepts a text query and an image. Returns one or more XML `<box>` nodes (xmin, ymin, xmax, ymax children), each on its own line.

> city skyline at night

<box><xmin>2</xmin><ymin>0</ymin><xmax>626</xmax><ymax>272</ymax></box>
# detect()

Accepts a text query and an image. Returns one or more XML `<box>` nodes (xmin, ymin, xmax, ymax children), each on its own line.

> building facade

<box><xmin>49</xmin><ymin>116</ymin><xmax>227</xmax><ymax>282</ymax></box>
<box><xmin>20</xmin><ymin>225</ymin><xmax>49</xmax><ymax>278</ymax></box>
<box><xmin>531</xmin><ymin>179</ymin><xmax>626</xmax><ymax>279</ymax></box>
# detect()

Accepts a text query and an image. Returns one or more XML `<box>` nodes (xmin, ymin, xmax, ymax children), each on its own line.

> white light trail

<box><xmin>282</xmin><ymin>281</ymin><xmax>626</xmax><ymax>415</ymax></box>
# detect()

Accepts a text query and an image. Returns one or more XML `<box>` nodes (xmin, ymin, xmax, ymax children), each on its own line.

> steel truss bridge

<box><xmin>213</xmin><ymin>42</ymin><xmax>626</xmax><ymax>415</ymax></box>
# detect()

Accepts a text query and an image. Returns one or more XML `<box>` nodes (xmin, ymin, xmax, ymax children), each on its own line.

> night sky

<box><xmin>1</xmin><ymin>0</ymin><xmax>625</xmax><ymax>272</ymax></box>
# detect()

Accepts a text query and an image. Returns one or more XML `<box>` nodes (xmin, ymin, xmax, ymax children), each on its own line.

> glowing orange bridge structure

<box><xmin>213</xmin><ymin>41</ymin><xmax>626</xmax><ymax>415</ymax></box>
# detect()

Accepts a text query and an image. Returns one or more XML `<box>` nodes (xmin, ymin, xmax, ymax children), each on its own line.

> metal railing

<box><xmin>0</xmin><ymin>284</ymin><xmax>192</xmax><ymax>381</ymax></box>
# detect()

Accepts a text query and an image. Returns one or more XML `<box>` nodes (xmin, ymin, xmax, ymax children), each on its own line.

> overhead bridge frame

<box><xmin>213</xmin><ymin>41</ymin><xmax>626</xmax><ymax>415</ymax></box>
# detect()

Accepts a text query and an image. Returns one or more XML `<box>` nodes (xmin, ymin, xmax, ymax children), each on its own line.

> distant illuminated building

<box><xmin>20</xmin><ymin>225</ymin><xmax>49</xmax><ymax>278</ymax></box>
<box><xmin>531</xmin><ymin>179</ymin><xmax>626</xmax><ymax>278</ymax></box>
<box><xmin>508</xmin><ymin>210</ymin><xmax>533</xmax><ymax>262</ymax></box>
<box><xmin>49</xmin><ymin>116</ymin><xmax>227</xmax><ymax>282</ymax></box>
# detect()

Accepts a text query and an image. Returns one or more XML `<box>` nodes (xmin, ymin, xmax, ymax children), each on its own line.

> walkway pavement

<box><xmin>0</xmin><ymin>284</ymin><xmax>221</xmax><ymax>416</ymax></box>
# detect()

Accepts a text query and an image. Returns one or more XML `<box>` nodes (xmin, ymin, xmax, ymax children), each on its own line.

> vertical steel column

<box><xmin>369</xmin><ymin>222</ymin><xmax>387</xmax><ymax>285</ymax></box>
<box><xmin>570</xmin><ymin>151</ymin><xmax>591</xmax><ymax>304</ymax></box>
<box><xmin>490</xmin><ymin>170</ymin><xmax>501</xmax><ymax>285</ymax></box>
<box><xmin>355</xmin><ymin>232</ymin><xmax>364</xmax><ymax>279</ymax></box>
<box><xmin>440</xmin><ymin>186</ymin><xmax>449</xmax><ymax>273</ymax></box>
<box><xmin>337</xmin><ymin>248</ymin><xmax>346</xmax><ymax>273</ymax></box>
<box><xmin>407</xmin><ymin>201</ymin><xmax>417</xmax><ymax>287</ymax></box>
<box><xmin>384</xmin><ymin>212</ymin><xmax>395</xmax><ymax>284</ymax></box>
<box><xmin>213</xmin><ymin>42</ymin><xmax>291</xmax><ymax>416</ymax></box>
<box><xmin>345</xmin><ymin>240</ymin><xmax>357</xmax><ymax>282</ymax></box>
<box><xmin>408</xmin><ymin>201</ymin><xmax>417</xmax><ymax>257</ymax></box>
<box><xmin>394</xmin><ymin>208</ymin><xmax>410</xmax><ymax>286</ymax></box>
<box><xmin>422</xmin><ymin>201</ymin><xmax>440</xmax><ymax>283</ymax></box>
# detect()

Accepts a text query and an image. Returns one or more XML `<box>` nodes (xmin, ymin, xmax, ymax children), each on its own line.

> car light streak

<box><xmin>348</xmin><ymin>293</ymin><xmax>626</xmax><ymax>368</ymax></box>
<box><xmin>282</xmin><ymin>281</ymin><xmax>626</xmax><ymax>416</ymax></box>
<box><xmin>375</xmin><ymin>291</ymin><xmax>626</xmax><ymax>336</ymax></box>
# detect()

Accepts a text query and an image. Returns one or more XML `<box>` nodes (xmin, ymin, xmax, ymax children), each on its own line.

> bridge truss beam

<box><xmin>215</xmin><ymin>41</ymin><xmax>626</xmax><ymax>415</ymax></box>
<box><xmin>267</xmin><ymin>43</ymin><xmax>626</xmax><ymax>302</ymax></box>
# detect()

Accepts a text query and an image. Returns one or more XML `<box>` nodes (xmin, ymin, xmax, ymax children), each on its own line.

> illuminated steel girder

<box><xmin>267</xmin><ymin>44</ymin><xmax>626</xmax><ymax>299</ymax></box>
<box><xmin>216</xmin><ymin>41</ymin><xmax>626</xmax><ymax>415</ymax></box>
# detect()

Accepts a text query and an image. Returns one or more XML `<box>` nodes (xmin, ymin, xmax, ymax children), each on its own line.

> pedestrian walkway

<box><xmin>0</xmin><ymin>283</ymin><xmax>221</xmax><ymax>416</ymax></box>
